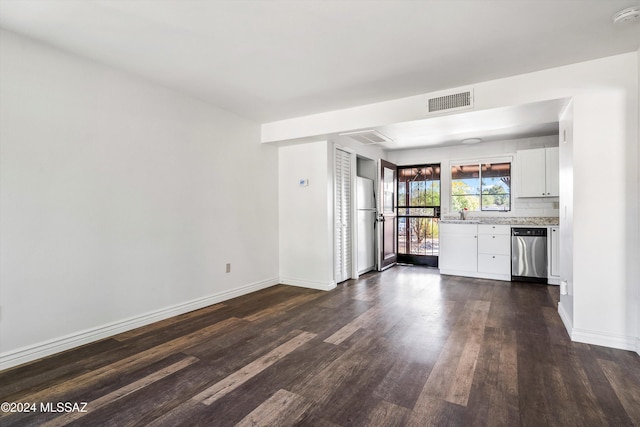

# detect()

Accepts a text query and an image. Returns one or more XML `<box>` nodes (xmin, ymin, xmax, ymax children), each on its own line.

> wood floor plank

<box><xmin>445</xmin><ymin>322</ymin><xmax>485</xmax><ymax>406</ymax></box>
<box><xmin>372</xmin><ymin>354</ymin><xmax>434</xmax><ymax>409</ymax></box>
<box><xmin>493</xmin><ymin>329</ymin><xmax>519</xmax><ymax>426</ymax></box>
<box><xmin>113</xmin><ymin>303</ymin><xmax>228</xmax><ymax>341</ymax></box>
<box><xmin>323</xmin><ymin>305</ymin><xmax>380</xmax><ymax>345</ymax></box>
<box><xmin>311</xmin><ymin>355</ymin><xmax>395</xmax><ymax>426</ymax></box>
<box><xmin>234</xmin><ymin>389</ymin><xmax>312</xmax><ymax>427</ymax></box>
<box><xmin>541</xmin><ymin>305</ymin><xmax>571</xmax><ymax>345</ymax></box>
<box><xmin>351</xmin><ymin>281</ymin><xmax>381</xmax><ymax>302</ymax></box>
<box><xmin>40</xmin><ymin>356</ymin><xmax>198</xmax><ymax>427</ymax></box>
<box><xmin>407</xmin><ymin>398</ymin><xmax>466</xmax><ymax>427</ymax></box>
<box><xmin>171</xmin><ymin>339</ymin><xmax>345</xmax><ymax>427</ymax></box>
<box><xmin>90</xmin><ymin>361</ymin><xmax>218</xmax><ymax>427</ymax></box>
<box><xmin>463</xmin><ymin>326</ymin><xmax>501</xmax><ymax>425</ymax></box>
<box><xmin>244</xmin><ymin>296</ymin><xmax>372</xmax><ymax>342</ymax></box>
<box><xmin>192</xmin><ymin>331</ymin><xmax>317</xmax><ymax>405</ymax></box>
<box><xmin>0</xmin><ymin>317</ymin><xmax>245</xmax><ymax>406</ymax></box>
<box><xmin>515</xmin><ymin>333</ymin><xmax>554</xmax><ymax>426</ymax></box>
<box><xmin>290</xmin><ymin>329</ymin><xmax>379</xmax><ymax>403</ymax></box>
<box><xmin>364</xmin><ymin>400</ymin><xmax>412</xmax><ymax>427</ymax></box>
<box><xmin>544</xmin><ymin>364</ymin><xmax>581</xmax><ymax>427</ymax></box>
<box><xmin>563</xmin><ymin>343</ymin><xmax>632</xmax><ymax>426</ymax></box>
<box><xmin>243</xmin><ymin>292</ymin><xmax>322</xmax><ymax>322</ymax></box>
<box><xmin>0</xmin><ymin>338</ymin><xmax>132</xmax><ymax>399</ymax></box>
<box><xmin>224</xmin><ymin>285</ymin><xmax>318</xmax><ymax>318</ymax></box>
<box><xmin>414</xmin><ymin>299</ymin><xmax>490</xmax><ymax>409</ymax></box>
<box><xmin>598</xmin><ymin>358</ymin><xmax>640</xmax><ymax>425</ymax></box>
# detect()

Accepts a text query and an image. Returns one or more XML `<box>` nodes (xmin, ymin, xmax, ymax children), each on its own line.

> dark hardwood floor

<box><xmin>1</xmin><ymin>266</ymin><xmax>640</xmax><ymax>426</ymax></box>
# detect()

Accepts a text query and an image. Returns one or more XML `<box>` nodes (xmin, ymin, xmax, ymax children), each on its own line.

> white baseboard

<box><xmin>571</xmin><ymin>328</ymin><xmax>637</xmax><ymax>352</ymax></box>
<box><xmin>279</xmin><ymin>277</ymin><xmax>336</xmax><ymax>291</ymax></box>
<box><xmin>0</xmin><ymin>277</ymin><xmax>278</xmax><ymax>372</ymax></box>
<box><xmin>558</xmin><ymin>301</ymin><xmax>573</xmax><ymax>333</ymax></box>
<box><xmin>557</xmin><ymin>302</ymin><xmax>637</xmax><ymax>351</ymax></box>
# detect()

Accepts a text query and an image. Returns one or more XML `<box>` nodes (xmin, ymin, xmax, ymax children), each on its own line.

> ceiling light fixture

<box><xmin>461</xmin><ymin>138</ymin><xmax>482</xmax><ymax>144</ymax></box>
<box><xmin>613</xmin><ymin>6</ymin><xmax>640</xmax><ymax>25</ymax></box>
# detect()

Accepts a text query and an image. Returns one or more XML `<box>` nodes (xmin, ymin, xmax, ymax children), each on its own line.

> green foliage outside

<box><xmin>451</xmin><ymin>180</ymin><xmax>510</xmax><ymax>212</ymax></box>
<box><xmin>481</xmin><ymin>183</ymin><xmax>509</xmax><ymax>210</ymax></box>
<box><xmin>409</xmin><ymin>182</ymin><xmax>440</xmax><ymax>248</ymax></box>
<box><xmin>398</xmin><ymin>180</ymin><xmax>440</xmax><ymax>252</ymax></box>
<box><xmin>410</xmin><ymin>181</ymin><xmax>440</xmax><ymax>207</ymax></box>
<box><xmin>451</xmin><ymin>181</ymin><xmax>480</xmax><ymax>212</ymax></box>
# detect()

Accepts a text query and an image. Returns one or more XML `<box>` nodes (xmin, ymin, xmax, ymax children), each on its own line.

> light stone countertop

<box><xmin>439</xmin><ymin>216</ymin><xmax>559</xmax><ymax>226</ymax></box>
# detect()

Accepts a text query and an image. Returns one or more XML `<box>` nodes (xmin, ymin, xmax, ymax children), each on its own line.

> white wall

<box><xmin>277</xmin><ymin>137</ymin><xmax>385</xmax><ymax>289</ymax></box>
<box><xmin>388</xmin><ymin>135</ymin><xmax>559</xmax><ymax>218</ymax></box>
<box><xmin>278</xmin><ymin>141</ymin><xmax>334</xmax><ymax>290</ymax></box>
<box><xmin>558</xmin><ymin>102</ymin><xmax>574</xmax><ymax>328</ymax></box>
<box><xmin>264</xmin><ymin>52</ymin><xmax>640</xmax><ymax>352</ymax></box>
<box><xmin>0</xmin><ymin>30</ymin><xmax>279</xmax><ymax>369</ymax></box>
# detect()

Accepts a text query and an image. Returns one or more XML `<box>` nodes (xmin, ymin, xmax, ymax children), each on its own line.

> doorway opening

<box><xmin>397</xmin><ymin>164</ymin><xmax>441</xmax><ymax>267</ymax></box>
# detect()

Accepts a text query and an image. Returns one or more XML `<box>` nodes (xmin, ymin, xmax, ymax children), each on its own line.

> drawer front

<box><xmin>477</xmin><ymin>234</ymin><xmax>510</xmax><ymax>255</ymax></box>
<box><xmin>478</xmin><ymin>224</ymin><xmax>510</xmax><ymax>235</ymax></box>
<box><xmin>440</xmin><ymin>222</ymin><xmax>478</xmax><ymax>235</ymax></box>
<box><xmin>478</xmin><ymin>254</ymin><xmax>511</xmax><ymax>275</ymax></box>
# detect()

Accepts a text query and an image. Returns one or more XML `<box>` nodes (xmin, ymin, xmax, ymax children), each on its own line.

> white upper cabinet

<box><xmin>545</xmin><ymin>147</ymin><xmax>559</xmax><ymax>197</ymax></box>
<box><xmin>517</xmin><ymin>147</ymin><xmax>559</xmax><ymax>197</ymax></box>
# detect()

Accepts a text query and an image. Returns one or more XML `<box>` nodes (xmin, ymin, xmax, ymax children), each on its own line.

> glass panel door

<box><xmin>397</xmin><ymin>164</ymin><xmax>441</xmax><ymax>267</ymax></box>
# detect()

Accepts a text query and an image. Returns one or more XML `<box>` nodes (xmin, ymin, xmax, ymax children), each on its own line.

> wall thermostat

<box><xmin>299</xmin><ymin>179</ymin><xmax>309</xmax><ymax>187</ymax></box>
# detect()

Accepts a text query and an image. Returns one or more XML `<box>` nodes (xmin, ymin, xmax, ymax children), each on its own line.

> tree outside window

<box><xmin>451</xmin><ymin>162</ymin><xmax>510</xmax><ymax>212</ymax></box>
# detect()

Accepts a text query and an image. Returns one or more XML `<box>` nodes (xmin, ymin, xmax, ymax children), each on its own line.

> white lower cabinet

<box><xmin>440</xmin><ymin>223</ymin><xmax>511</xmax><ymax>281</ymax></box>
<box><xmin>477</xmin><ymin>254</ymin><xmax>510</xmax><ymax>275</ymax></box>
<box><xmin>477</xmin><ymin>224</ymin><xmax>510</xmax><ymax>278</ymax></box>
<box><xmin>439</xmin><ymin>223</ymin><xmax>477</xmax><ymax>273</ymax></box>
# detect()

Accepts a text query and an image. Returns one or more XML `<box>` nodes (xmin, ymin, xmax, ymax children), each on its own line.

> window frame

<box><xmin>449</xmin><ymin>156</ymin><xmax>512</xmax><ymax>212</ymax></box>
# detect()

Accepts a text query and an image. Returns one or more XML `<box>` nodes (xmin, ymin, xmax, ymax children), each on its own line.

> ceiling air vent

<box><xmin>427</xmin><ymin>89</ymin><xmax>474</xmax><ymax>114</ymax></box>
<box><xmin>339</xmin><ymin>130</ymin><xmax>393</xmax><ymax>145</ymax></box>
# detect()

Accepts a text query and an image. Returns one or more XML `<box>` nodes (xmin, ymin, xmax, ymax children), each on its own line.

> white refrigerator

<box><xmin>356</xmin><ymin>177</ymin><xmax>376</xmax><ymax>274</ymax></box>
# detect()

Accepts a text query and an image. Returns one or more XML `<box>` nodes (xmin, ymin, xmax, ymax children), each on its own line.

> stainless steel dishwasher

<box><xmin>511</xmin><ymin>227</ymin><xmax>547</xmax><ymax>282</ymax></box>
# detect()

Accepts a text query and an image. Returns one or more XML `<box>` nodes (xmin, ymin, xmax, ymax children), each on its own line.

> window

<box><xmin>451</xmin><ymin>161</ymin><xmax>511</xmax><ymax>212</ymax></box>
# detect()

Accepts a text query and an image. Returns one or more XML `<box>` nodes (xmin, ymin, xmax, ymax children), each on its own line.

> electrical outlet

<box><xmin>226</xmin><ymin>263</ymin><xmax>231</xmax><ymax>273</ymax></box>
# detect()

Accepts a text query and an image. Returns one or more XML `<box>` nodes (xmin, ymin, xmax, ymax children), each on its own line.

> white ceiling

<box><xmin>1</xmin><ymin>0</ymin><xmax>639</xmax><ymax>149</ymax></box>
